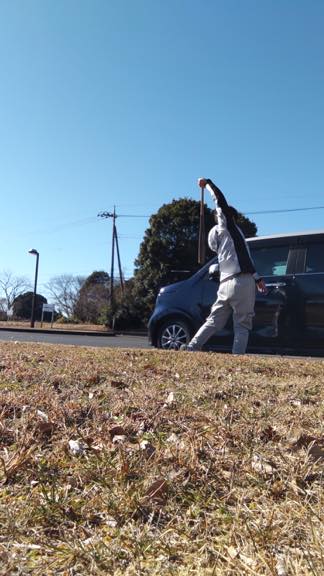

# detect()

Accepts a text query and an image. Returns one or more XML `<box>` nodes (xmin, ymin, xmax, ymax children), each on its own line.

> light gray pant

<box><xmin>189</xmin><ymin>274</ymin><xmax>256</xmax><ymax>354</ymax></box>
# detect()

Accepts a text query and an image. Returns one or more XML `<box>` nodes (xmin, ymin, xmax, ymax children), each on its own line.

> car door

<box><xmin>199</xmin><ymin>238</ymin><xmax>299</xmax><ymax>351</ymax></box>
<box><xmin>292</xmin><ymin>237</ymin><xmax>324</xmax><ymax>349</ymax></box>
<box><xmin>247</xmin><ymin>240</ymin><xmax>299</xmax><ymax>348</ymax></box>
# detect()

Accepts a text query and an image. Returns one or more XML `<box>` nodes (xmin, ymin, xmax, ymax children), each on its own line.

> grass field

<box><xmin>0</xmin><ymin>342</ymin><xmax>323</xmax><ymax>575</ymax></box>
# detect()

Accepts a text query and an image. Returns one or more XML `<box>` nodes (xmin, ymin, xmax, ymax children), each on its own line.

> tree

<box><xmin>45</xmin><ymin>274</ymin><xmax>85</xmax><ymax>318</ymax></box>
<box><xmin>106</xmin><ymin>278</ymin><xmax>146</xmax><ymax>330</ymax></box>
<box><xmin>132</xmin><ymin>198</ymin><xmax>257</xmax><ymax>322</ymax></box>
<box><xmin>74</xmin><ymin>271</ymin><xmax>110</xmax><ymax>323</ymax></box>
<box><xmin>13</xmin><ymin>291</ymin><xmax>47</xmax><ymax>321</ymax></box>
<box><xmin>0</xmin><ymin>298</ymin><xmax>7</xmax><ymax>320</ymax></box>
<box><xmin>0</xmin><ymin>270</ymin><xmax>31</xmax><ymax>314</ymax></box>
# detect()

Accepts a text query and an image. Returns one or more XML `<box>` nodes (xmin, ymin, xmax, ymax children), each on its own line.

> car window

<box><xmin>249</xmin><ymin>245</ymin><xmax>289</xmax><ymax>276</ymax></box>
<box><xmin>305</xmin><ymin>243</ymin><xmax>324</xmax><ymax>273</ymax></box>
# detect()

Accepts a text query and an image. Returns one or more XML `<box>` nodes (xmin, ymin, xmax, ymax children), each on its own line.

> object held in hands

<box><xmin>198</xmin><ymin>177</ymin><xmax>207</xmax><ymax>188</ymax></box>
<box><xmin>198</xmin><ymin>182</ymin><xmax>206</xmax><ymax>264</ymax></box>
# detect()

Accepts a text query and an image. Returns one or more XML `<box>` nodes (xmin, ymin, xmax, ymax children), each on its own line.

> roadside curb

<box><xmin>0</xmin><ymin>327</ymin><xmax>116</xmax><ymax>337</ymax></box>
<box><xmin>115</xmin><ymin>331</ymin><xmax>147</xmax><ymax>337</ymax></box>
<box><xmin>0</xmin><ymin>327</ymin><xmax>148</xmax><ymax>338</ymax></box>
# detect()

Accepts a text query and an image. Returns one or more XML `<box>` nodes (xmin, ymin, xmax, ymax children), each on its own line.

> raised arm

<box><xmin>198</xmin><ymin>177</ymin><xmax>229</xmax><ymax>213</ymax></box>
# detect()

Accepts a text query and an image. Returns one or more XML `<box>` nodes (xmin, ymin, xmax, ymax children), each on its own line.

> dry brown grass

<box><xmin>0</xmin><ymin>342</ymin><xmax>323</xmax><ymax>575</ymax></box>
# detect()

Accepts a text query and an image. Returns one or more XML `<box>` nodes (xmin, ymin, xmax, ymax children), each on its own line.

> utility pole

<box><xmin>110</xmin><ymin>206</ymin><xmax>116</xmax><ymax>307</ymax></box>
<box><xmin>114</xmin><ymin>221</ymin><xmax>124</xmax><ymax>293</ymax></box>
<box><xmin>98</xmin><ymin>208</ymin><xmax>125</xmax><ymax>319</ymax></box>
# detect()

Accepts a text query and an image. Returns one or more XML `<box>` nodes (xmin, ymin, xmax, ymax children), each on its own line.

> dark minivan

<box><xmin>148</xmin><ymin>230</ymin><xmax>324</xmax><ymax>355</ymax></box>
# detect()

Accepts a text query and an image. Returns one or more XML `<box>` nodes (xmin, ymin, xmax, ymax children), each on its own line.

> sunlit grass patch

<box><xmin>0</xmin><ymin>342</ymin><xmax>323</xmax><ymax>574</ymax></box>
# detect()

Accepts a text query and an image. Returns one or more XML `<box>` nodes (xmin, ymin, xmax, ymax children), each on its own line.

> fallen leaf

<box><xmin>275</xmin><ymin>551</ymin><xmax>287</xmax><ymax>576</ymax></box>
<box><xmin>292</xmin><ymin>433</ymin><xmax>318</xmax><ymax>449</ymax></box>
<box><xmin>227</xmin><ymin>546</ymin><xmax>239</xmax><ymax>559</ymax></box>
<box><xmin>227</xmin><ymin>546</ymin><xmax>255</xmax><ymax>568</ymax></box>
<box><xmin>144</xmin><ymin>478</ymin><xmax>168</xmax><ymax>503</ymax></box>
<box><xmin>252</xmin><ymin>454</ymin><xmax>276</xmax><ymax>475</ymax></box>
<box><xmin>111</xmin><ymin>380</ymin><xmax>128</xmax><ymax>390</ymax></box>
<box><xmin>286</xmin><ymin>428</ymin><xmax>303</xmax><ymax>445</ymax></box>
<box><xmin>91</xmin><ymin>442</ymin><xmax>104</xmax><ymax>452</ymax></box>
<box><xmin>106</xmin><ymin>517</ymin><xmax>117</xmax><ymax>528</ymax></box>
<box><xmin>239</xmin><ymin>553</ymin><xmax>255</xmax><ymax>567</ymax></box>
<box><xmin>112</xmin><ymin>435</ymin><xmax>126</xmax><ymax>444</ymax></box>
<box><xmin>167</xmin><ymin>469</ymin><xmax>183</xmax><ymax>481</ymax></box>
<box><xmin>36</xmin><ymin>421</ymin><xmax>55</xmax><ymax>435</ymax></box>
<box><xmin>308</xmin><ymin>443</ymin><xmax>324</xmax><ymax>461</ymax></box>
<box><xmin>68</xmin><ymin>440</ymin><xmax>85</xmax><ymax>455</ymax></box>
<box><xmin>222</xmin><ymin>470</ymin><xmax>232</xmax><ymax>480</ymax></box>
<box><xmin>163</xmin><ymin>392</ymin><xmax>175</xmax><ymax>407</ymax></box>
<box><xmin>260</xmin><ymin>425</ymin><xmax>280</xmax><ymax>442</ymax></box>
<box><xmin>291</xmin><ymin>399</ymin><xmax>302</xmax><ymax>407</ymax></box>
<box><xmin>271</xmin><ymin>480</ymin><xmax>285</xmax><ymax>497</ymax></box>
<box><xmin>166</xmin><ymin>433</ymin><xmax>178</xmax><ymax>443</ymax></box>
<box><xmin>1</xmin><ymin>444</ymin><xmax>36</xmax><ymax>481</ymax></box>
<box><xmin>109</xmin><ymin>426</ymin><xmax>126</xmax><ymax>439</ymax></box>
<box><xmin>36</xmin><ymin>410</ymin><xmax>49</xmax><ymax>422</ymax></box>
<box><xmin>139</xmin><ymin>440</ymin><xmax>155</xmax><ymax>457</ymax></box>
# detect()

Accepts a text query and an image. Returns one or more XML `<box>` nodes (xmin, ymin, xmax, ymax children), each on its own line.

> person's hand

<box><xmin>198</xmin><ymin>177</ymin><xmax>207</xmax><ymax>188</ymax></box>
<box><xmin>256</xmin><ymin>278</ymin><xmax>268</xmax><ymax>294</ymax></box>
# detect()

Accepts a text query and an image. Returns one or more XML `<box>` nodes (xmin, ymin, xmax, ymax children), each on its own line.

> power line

<box><xmin>245</xmin><ymin>205</ymin><xmax>324</xmax><ymax>215</ymax></box>
<box><xmin>118</xmin><ymin>235</ymin><xmax>143</xmax><ymax>239</ymax></box>
<box><xmin>27</xmin><ymin>204</ymin><xmax>324</xmax><ymax>238</ymax></box>
<box><xmin>34</xmin><ymin>204</ymin><xmax>324</xmax><ymax>235</ymax></box>
<box><xmin>117</xmin><ymin>214</ymin><xmax>151</xmax><ymax>218</ymax></box>
<box><xmin>43</xmin><ymin>216</ymin><xmax>98</xmax><ymax>232</ymax></box>
<box><xmin>117</xmin><ymin>205</ymin><xmax>324</xmax><ymax>218</ymax></box>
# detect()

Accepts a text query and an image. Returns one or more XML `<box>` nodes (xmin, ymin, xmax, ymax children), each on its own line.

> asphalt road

<box><xmin>0</xmin><ymin>330</ymin><xmax>151</xmax><ymax>349</ymax></box>
<box><xmin>1</xmin><ymin>330</ymin><xmax>323</xmax><ymax>360</ymax></box>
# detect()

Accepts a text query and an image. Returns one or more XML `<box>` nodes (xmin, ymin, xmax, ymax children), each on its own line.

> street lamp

<box><xmin>28</xmin><ymin>249</ymin><xmax>39</xmax><ymax>328</ymax></box>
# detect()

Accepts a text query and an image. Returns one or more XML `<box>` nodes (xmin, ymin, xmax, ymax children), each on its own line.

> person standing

<box><xmin>182</xmin><ymin>177</ymin><xmax>267</xmax><ymax>354</ymax></box>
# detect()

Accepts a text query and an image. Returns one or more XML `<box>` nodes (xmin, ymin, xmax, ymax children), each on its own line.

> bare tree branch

<box><xmin>0</xmin><ymin>270</ymin><xmax>32</xmax><ymax>312</ymax></box>
<box><xmin>45</xmin><ymin>275</ymin><xmax>85</xmax><ymax>318</ymax></box>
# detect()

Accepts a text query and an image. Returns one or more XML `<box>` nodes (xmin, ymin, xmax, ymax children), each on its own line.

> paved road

<box><xmin>1</xmin><ymin>330</ymin><xmax>323</xmax><ymax>360</ymax></box>
<box><xmin>0</xmin><ymin>330</ymin><xmax>151</xmax><ymax>349</ymax></box>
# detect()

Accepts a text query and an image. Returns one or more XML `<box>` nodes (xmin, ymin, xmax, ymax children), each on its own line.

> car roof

<box><xmin>247</xmin><ymin>229</ymin><xmax>324</xmax><ymax>242</ymax></box>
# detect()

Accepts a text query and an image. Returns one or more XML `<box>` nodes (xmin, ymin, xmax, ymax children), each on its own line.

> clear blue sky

<box><xmin>0</xmin><ymin>0</ymin><xmax>323</xmax><ymax>296</ymax></box>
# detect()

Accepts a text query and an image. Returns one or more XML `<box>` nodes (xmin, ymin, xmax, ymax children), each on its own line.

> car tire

<box><xmin>157</xmin><ymin>318</ymin><xmax>191</xmax><ymax>350</ymax></box>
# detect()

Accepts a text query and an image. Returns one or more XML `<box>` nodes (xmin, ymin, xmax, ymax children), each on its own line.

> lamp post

<box><xmin>28</xmin><ymin>249</ymin><xmax>39</xmax><ymax>328</ymax></box>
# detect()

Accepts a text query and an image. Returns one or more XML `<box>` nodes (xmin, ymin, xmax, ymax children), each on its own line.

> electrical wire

<box><xmin>33</xmin><ymin>204</ymin><xmax>324</xmax><ymax>235</ymax></box>
<box><xmin>245</xmin><ymin>205</ymin><xmax>324</xmax><ymax>215</ymax></box>
<box><xmin>118</xmin><ymin>205</ymin><xmax>324</xmax><ymax>218</ymax></box>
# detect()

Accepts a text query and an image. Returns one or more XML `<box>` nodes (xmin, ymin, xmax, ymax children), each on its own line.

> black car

<box><xmin>148</xmin><ymin>230</ymin><xmax>324</xmax><ymax>355</ymax></box>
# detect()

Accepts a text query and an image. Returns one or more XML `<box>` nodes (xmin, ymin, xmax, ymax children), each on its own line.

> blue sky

<box><xmin>0</xmin><ymin>0</ymin><xmax>323</xmax><ymax>296</ymax></box>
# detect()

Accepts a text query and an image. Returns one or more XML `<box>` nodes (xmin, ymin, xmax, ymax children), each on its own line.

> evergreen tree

<box><xmin>74</xmin><ymin>271</ymin><xmax>110</xmax><ymax>323</ymax></box>
<box><xmin>13</xmin><ymin>291</ymin><xmax>47</xmax><ymax>320</ymax></box>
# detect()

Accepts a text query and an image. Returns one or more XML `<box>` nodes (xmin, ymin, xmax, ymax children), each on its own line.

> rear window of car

<box><xmin>249</xmin><ymin>245</ymin><xmax>290</xmax><ymax>276</ymax></box>
<box><xmin>305</xmin><ymin>243</ymin><xmax>324</xmax><ymax>273</ymax></box>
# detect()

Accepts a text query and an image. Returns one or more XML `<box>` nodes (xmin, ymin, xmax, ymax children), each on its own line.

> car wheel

<box><xmin>157</xmin><ymin>319</ymin><xmax>191</xmax><ymax>350</ymax></box>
